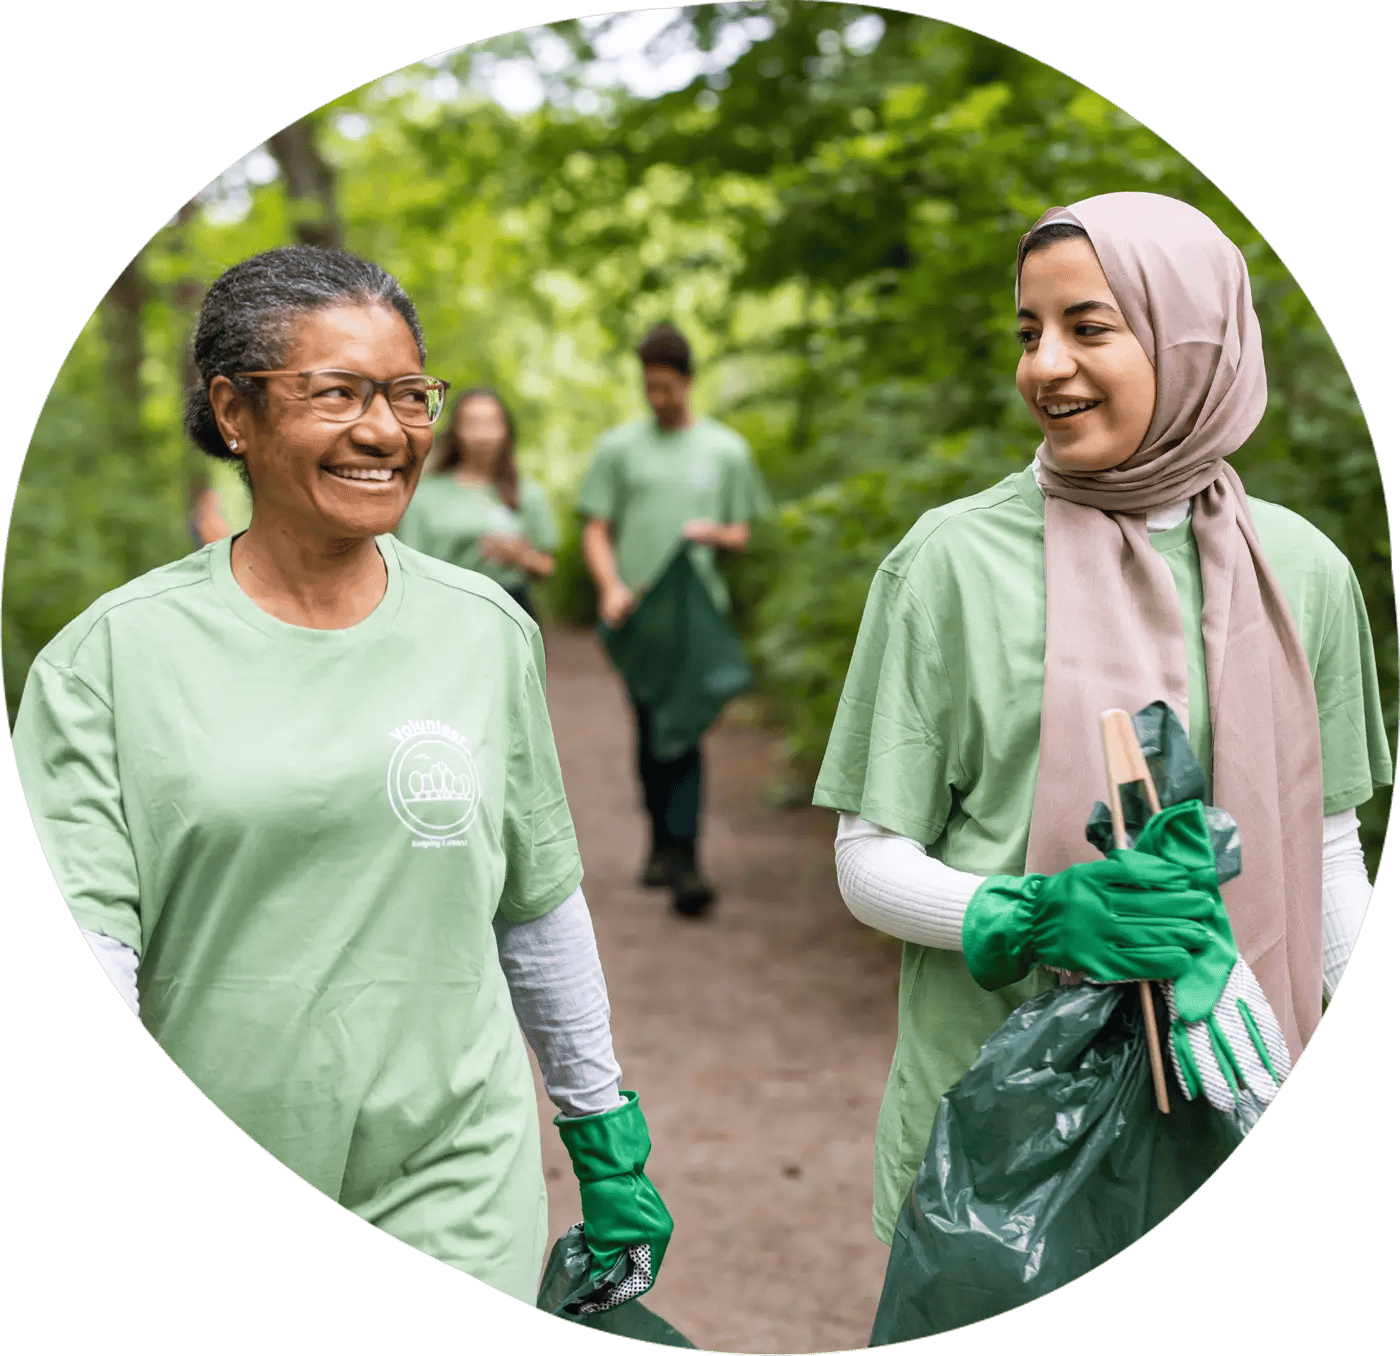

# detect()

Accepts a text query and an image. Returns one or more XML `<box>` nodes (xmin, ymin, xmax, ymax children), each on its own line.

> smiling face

<box><xmin>211</xmin><ymin>302</ymin><xmax>433</xmax><ymax>543</ymax></box>
<box><xmin>1015</xmin><ymin>236</ymin><xmax>1157</xmax><ymax>472</ymax></box>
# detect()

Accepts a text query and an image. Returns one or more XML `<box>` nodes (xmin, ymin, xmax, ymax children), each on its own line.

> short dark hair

<box><xmin>1018</xmin><ymin>220</ymin><xmax>1091</xmax><ymax>272</ymax></box>
<box><xmin>636</xmin><ymin>322</ymin><xmax>692</xmax><ymax>377</ymax></box>
<box><xmin>183</xmin><ymin>245</ymin><xmax>426</xmax><ymax>462</ymax></box>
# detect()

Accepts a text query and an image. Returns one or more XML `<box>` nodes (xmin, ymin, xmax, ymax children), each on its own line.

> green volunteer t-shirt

<box><xmin>575</xmin><ymin>414</ymin><xmax>772</xmax><ymax>612</ymax></box>
<box><xmin>813</xmin><ymin>465</ymin><xmax>1393</xmax><ymax>1243</ymax></box>
<box><xmin>12</xmin><ymin>535</ymin><xmax>582</xmax><ymax>1302</ymax></box>
<box><xmin>395</xmin><ymin>471</ymin><xmax>559</xmax><ymax>593</ymax></box>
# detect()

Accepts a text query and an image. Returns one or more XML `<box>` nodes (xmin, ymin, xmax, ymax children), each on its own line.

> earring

<box><xmin>228</xmin><ymin>439</ymin><xmax>239</xmax><ymax>451</ymax></box>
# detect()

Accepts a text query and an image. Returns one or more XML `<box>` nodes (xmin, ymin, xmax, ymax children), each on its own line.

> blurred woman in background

<box><xmin>397</xmin><ymin>387</ymin><xmax>558</xmax><ymax>619</ymax></box>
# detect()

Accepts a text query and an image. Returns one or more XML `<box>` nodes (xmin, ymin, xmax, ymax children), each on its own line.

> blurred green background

<box><xmin>4</xmin><ymin>3</ymin><xmax>1392</xmax><ymax>865</ymax></box>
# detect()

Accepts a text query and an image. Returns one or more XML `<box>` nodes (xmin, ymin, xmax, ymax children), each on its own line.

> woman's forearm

<box><xmin>493</xmin><ymin>886</ymin><xmax>624</xmax><ymax>1119</ymax></box>
<box><xmin>833</xmin><ymin>813</ymin><xmax>983</xmax><ymax>950</ymax></box>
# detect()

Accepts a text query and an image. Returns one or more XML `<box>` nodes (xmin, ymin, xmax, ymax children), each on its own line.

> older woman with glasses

<box><xmin>12</xmin><ymin>246</ymin><xmax>672</xmax><ymax>1307</ymax></box>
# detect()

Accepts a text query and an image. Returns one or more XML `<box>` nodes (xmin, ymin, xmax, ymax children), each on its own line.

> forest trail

<box><xmin>535</xmin><ymin>624</ymin><xmax>903</xmax><ymax>1354</ymax></box>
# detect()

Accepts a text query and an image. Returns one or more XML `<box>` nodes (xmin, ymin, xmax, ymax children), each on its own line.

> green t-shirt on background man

<box><xmin>575</xmin><ymin>415</ymin><xmax>772</xmax><ymax>612</ymax></box>
<box><xmin>395</xmin><ymin>472</ymin><xmax>559</xmax><ymax>594</ymax></box>
<box><xmin>12</xmin><ymin>536</ymin><xmax>583</xmax><ymax>1301</ymax></box>
<box><xmin>814</xmin><ymin>465</ymin><xmax>1393</xmax><ymax>1242</ymax></box>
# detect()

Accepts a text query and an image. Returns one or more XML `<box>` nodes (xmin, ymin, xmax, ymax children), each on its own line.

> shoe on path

<box><xmin>670</xmin><ymin>863</ymin><xmax>716</xmax><ymax>918</ymax></box>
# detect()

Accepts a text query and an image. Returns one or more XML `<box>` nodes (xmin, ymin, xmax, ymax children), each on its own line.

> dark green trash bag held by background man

<box><xmin>599</xmin><ymin>545</ymin><xmax>753</xmax><ymax>762</ymax></box>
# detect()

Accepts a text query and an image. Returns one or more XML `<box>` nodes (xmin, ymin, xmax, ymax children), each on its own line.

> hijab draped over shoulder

<box><xmin>1020</xmin><ymin>192</ymin><xmax>1323</xmax><ymax>1059</ymax></box>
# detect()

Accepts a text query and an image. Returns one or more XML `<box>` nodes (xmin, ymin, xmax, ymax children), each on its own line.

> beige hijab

<box><xmin>1020</xmin><ymin>192</ymin><xmax>1323</xmax><ymax>1059</ymax></box>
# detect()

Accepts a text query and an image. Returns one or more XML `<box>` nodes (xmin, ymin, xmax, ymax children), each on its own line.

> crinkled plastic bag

<box><xmin>1084</xmin><ymin>701</ymin><xmax>1241</xmax><ymax>882</ymax></box>
<box><xmin>600</xmin><ymin>547</ymin><xmax>752</xmax><ymax>760</ymax></box>
<box><xmin>869</xmin><ymin>984</ymin><xmax>1252</xmax><ymax>1344</ymax></box>
<box><xmin>869</xmin><ymin>701</ymin><xmax>1252</xmax><ymax>1345</ymax></box>
<box><xmin>537</xmin><ymin>1225</ymin><xmax>694</xmax><ymax>1348</ymax></box>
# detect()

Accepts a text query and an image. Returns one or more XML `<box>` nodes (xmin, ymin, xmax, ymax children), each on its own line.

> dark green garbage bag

<box><xmin>869</xmin><ymin>700</ymin><xmax>1251</xmax><ymax>1345</ymax></box>
<box><xmin>868</xmin><ymin>984</ymin><xmax>1253</xmax><ymax>1345</ymax></box>
<box><xmin>537</xmin><ymin>1225</ymin><xmax>694</xmax><ymax>1348</ymax></box>
<box><xmin>600</xmin><ymin>547</ymin><xmax>752</xmax><ymax>760</ymax></box>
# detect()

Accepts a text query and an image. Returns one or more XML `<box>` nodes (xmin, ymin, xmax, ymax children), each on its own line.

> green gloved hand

<box><xmin>963</xmin><ymin>800</ymin><xmax>1224</xmax><ymax>991</ymax></box>
<box><xmin>555</xmin><ymin>1090</ymin><xmax>674</xmax><ymax>1310</ymax></box>
<box><xmin>1130</xmin><ymin>808</ymin><xmax>1292</xmax><ymax>1115</ymax></box>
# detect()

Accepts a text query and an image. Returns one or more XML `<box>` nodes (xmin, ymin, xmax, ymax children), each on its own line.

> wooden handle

<box><xmin>1100</xmin><ymin>709</ymin><xmax>1171</xmax><ymax>1116</ymax></box>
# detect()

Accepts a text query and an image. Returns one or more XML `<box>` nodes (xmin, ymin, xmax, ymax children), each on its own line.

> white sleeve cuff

<box><xmin>833</xmin><ymin>813</ymin><xmax>985</xmax><ymax>951</ymax></box>
<box><xmin>82</xmin><ymin>929</ymin><xmax>140</xmax><ymax>1015</ymax></box>
<box><xmin>1321</xmin><ymin>808</ymin><xmax>1372</xmax><ymax>1001</ymax></box>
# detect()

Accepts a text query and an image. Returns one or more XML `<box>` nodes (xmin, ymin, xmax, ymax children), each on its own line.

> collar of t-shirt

<box><xmin>1030</xmin><ymin>460</ymin><xmax>1190</xmax><ymax>533</ymax></box>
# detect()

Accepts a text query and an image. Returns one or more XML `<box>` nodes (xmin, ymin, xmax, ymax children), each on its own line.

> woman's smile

<box><xmin>1040</xmin><ymin>397</ymin><xmax>1101</xmax><ymax>420</ymax></box>
<box><xmin>323</xmin><ymin>463</ymin><xmax>401</xmax><ymax>484</ymax></box>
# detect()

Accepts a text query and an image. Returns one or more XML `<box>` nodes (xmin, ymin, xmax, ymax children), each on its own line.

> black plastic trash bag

<box><xmin>537</xmin><ymin>1225</ymin><xmax>694</xmax><ymax>1348</ymax></box>
<box><xmin>869</xmin><ymin>700</ymin><xmax>1252</xmax><ymax>1345</ymax></box>
<box><xmin>600</xmin><ymin>547</ymin><xmax>752</xmax><ymax>760</ymax></box>
<box><xmin>868</xmin><ymin>984</ymin><xmax>1252</xmax><ymax>1345</ymax></box>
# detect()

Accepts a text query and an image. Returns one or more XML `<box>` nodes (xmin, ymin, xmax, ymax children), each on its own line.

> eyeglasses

<box><xmin>234</xmin><ymin>369</ymin><xmax>451</xmax><ymax>427</ymax></box>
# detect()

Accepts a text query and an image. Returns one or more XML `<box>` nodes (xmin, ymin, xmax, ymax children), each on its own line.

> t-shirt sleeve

<box><xmin>522</xmin><ymin>481</ymin><xmax>560</xmax><ymax>554</ymax></box>
<box><xmin>1315</xmin><ymin>559</ymin><xmax>1394</xmax><ymax>814</ymax></box>
<box><xmin>498</xmin><ymin>627</ymin><xmax>585</xmax><ymax>922</ymax></box>
<box><xmin>12</xmin><ymin>654</ymin><xmax>144</xmax><ymax>953</ymax></box>
<box><xmin>812</xmin><ymin>568</ymin><xmax>959</xmax><ymax>845</ymax></box>
<box><xmin>575</xmin><ymin>439</ymin><xmax>621</xmax><ymax>523</ymax></box>
<box><xmin>720</xmin><ymin>441</ymin><xmax>773</xmax><ymax>525</ymax></box>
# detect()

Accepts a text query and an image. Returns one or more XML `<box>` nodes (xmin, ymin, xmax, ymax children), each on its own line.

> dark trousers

<box><xmin>631</xmin><ymin>699</ymin><xmax>702</xmax><ymax>853</ymax></box>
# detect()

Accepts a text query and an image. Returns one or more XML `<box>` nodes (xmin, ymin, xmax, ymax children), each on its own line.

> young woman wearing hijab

<box><xmin>12</xmin><ymin>246</ymin><xmax>672</xmax><ymax>1306</ymax></box>
<box><xmin>395</xmin><ymin>387</ymin><xmax>558</xmax><ymax>620</ymax></box>
<box><xmin>813</xmin><ymin>192</ymin><xmax>1392</xmax><ymax>1245</ymax></box>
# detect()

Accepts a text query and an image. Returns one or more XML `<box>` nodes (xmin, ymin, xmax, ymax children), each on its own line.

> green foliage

<box><xmin>5</xmin><ymin>3</ymin><xmax>1392</xmax><ymax>863</ymax></box>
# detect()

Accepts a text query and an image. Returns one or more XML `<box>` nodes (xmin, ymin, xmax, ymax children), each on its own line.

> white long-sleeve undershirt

<box><xmin>80</xmin><ymin>883</ymin><xmax>625</xmax><ymax>1120</ymax></box>
<box><xmin>834</xmin><ymin>808</ymin><xmax>1371</xmax><ymax>1001</ymax></box>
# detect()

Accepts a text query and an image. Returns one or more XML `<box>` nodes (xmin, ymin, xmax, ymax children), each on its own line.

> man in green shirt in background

<box><xmin>578</xmin><ymin>323</ymin><xmax>771</xmax><ymax>917</ymax></box>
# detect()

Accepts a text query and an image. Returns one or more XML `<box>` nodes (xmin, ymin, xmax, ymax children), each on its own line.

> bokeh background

<box><xmin>6</xmin><ymin>3</ymin><xmax>1390</xmax><ymax>862</ymax></box>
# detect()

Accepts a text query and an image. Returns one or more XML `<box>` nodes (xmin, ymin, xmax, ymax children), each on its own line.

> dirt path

<box><xmin>536</xmin><ymin>626</ymin><xmax>903</xmax><ymax>1354</ymax></box>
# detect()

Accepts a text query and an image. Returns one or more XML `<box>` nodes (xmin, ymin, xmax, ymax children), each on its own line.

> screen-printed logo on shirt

<box><xmin>386</xmin><ymin>719</ymin><xmax>481</xmax><ymax>847</ymax></box>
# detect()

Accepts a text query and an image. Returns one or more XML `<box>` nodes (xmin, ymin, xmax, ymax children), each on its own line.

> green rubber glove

<box><xmin>963</xmin><ymin>801</ymin><xmax>1224</xmax><ymax>990</ymax></box>
<box><xmin>1130</xmin><ymin>809</ymin><xmax>1293</xmax><ymax>1114</ymax></box>
<box><xmin>555</xmin><ymin>1091</ymin><xmax>674</xmax><ymax>1308</ymax></box>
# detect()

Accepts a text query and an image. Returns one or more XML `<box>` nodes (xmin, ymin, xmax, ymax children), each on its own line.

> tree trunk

<box><xmin>267</xmin><ymin>117</ymin><xmax>344</xmax><ymax>249</ymax></box>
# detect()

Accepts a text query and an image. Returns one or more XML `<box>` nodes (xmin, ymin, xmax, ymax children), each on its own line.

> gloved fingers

<box><xmin>1205</xmin><ymin>1009</ymin><xmax>1283</xmax><ymax>1110</ymax></box>
<box><xmin>1101</xmin><ymin>848</ymin><xmax>1192</xmax><ymax>891</ymax></box>
<box><xmin>575</xmin><ymin>1241</ymin><xmax>658</xmax><ymax>1314</ymax></box>
<box><xmin>1230</xmin><ymin>957</ymin><xmax>1292</xmax><ymax>1084</ymax></box>
<box><xmin>1166</xmin><ymin>972</ymin><xmax>1286</xmax><ymax>1116</ymax></box>
<box><xmin>1166</xmin><ymin>980</ymin><xmax>1233</xmax><ymax>1112</ymax></box>
<box><xmin>1168</xmin><ymin>1016</ymin><xmax>1205</xmax><ymax>1102</ymax></box>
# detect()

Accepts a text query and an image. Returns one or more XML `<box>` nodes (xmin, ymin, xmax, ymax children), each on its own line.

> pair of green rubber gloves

<box><xmin>555</xmin><ymin>1090</ymin><xmax>674</xmax><ymax>1312</ymax></box>
<box><xmin>963</xmin><ymin>800</ymin><xmax>1290</xmax><ymax>1114</ymax></box>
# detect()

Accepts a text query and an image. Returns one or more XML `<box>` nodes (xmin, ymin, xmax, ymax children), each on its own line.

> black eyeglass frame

<box><xmin>232</xmin><ymin>368</ymin><xmax>452</xmax><ymax>426</ymax></box>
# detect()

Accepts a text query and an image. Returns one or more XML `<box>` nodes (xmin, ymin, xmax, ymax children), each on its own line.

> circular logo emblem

<box><xmin>387</xmin><ymin>732</ymin><xmax>481</xmax><ymax>840</ymax></box>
